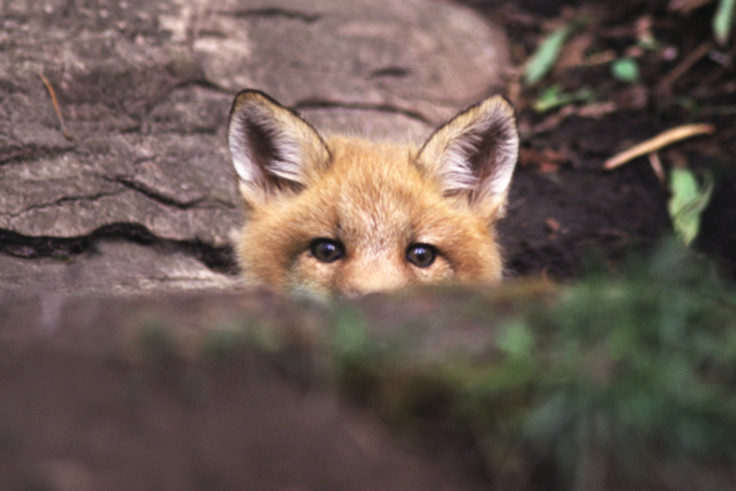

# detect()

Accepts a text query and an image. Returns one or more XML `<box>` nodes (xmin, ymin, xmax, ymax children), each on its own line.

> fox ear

<box><xmin>227</xmin><ymin>90</ymin><xmax>331</xmax><ymax>205</ymax></box>
<box><xmin>416</xmin><ymin>95</ymin><xmax>519</xmax><ymax>219</ymax></box>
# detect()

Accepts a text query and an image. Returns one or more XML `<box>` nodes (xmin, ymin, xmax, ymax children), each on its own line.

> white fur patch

<box><xmin>229</xmin><ymin>104</ymin><xmax>306</xmax><ymax>186</ymax></box>
<box><xmin>229</xmin><ymin>124</ymin><xmax>257</xmax><ymax>183</ymax></box>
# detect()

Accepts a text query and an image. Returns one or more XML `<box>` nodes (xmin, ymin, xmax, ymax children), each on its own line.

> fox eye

<box><xmin>309</xmin><ymin>238</ymin><xmax>345</xmax><ymax>263</ymax></box>
<box><xmin>406</xmin><ymin>243</ymin><xmax>437</xmax><ymax>268</ymax></box>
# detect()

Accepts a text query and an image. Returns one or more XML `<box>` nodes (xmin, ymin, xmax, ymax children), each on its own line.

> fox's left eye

<box><xmin>406</xmin><ymin>243</ymin><xmax>437</xmax><ymax>268</ymax></box>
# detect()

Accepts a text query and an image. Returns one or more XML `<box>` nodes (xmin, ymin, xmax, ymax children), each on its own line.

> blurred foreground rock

<box><xmin>0</xmin><ymin>288</ymin><xmax>505</xmax><ymax>491</ymax></box>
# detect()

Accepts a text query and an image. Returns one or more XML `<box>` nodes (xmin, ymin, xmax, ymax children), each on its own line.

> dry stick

<box><xmin>603</xmin><ymin>124</ymin><xmax>716</xmax><ymax>170</ymax></box>
<box><xmin>658</xmin><ymin>40</ymin><xmax>713</xmax><ymax>93</ymax></box>
<box><xmin>647</xmin><ymin>152</ymin><xmax>666</xmax><ymax>186</ymax></box>
<box><xmin>37</xmin><ymin>71</ymin><xmax>74</xmax><ymax>142</ymax></box>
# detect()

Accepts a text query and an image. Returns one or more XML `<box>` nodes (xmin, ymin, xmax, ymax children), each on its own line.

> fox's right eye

<box><xmin>309</xmin><ymin>238</ymin><xmax>345</xmax><ymax>263</ymax></box>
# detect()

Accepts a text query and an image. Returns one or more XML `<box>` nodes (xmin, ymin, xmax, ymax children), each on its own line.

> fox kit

<box><xmin>227</xmin><ymin>90</ymin><xmax>518</xmax><ymax>296</ymax></box>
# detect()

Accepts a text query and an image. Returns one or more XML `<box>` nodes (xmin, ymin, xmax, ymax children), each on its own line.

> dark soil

<box><xmin>474</xmin><ymin>0</ymin><xmax>736</xmax><ymax>281</ymax></box>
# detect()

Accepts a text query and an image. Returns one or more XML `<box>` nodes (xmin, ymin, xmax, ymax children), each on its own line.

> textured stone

<box><xmin>0</xmin><ymin>0</ymin><xmax>510</xmax><ymax>293</ymax></box>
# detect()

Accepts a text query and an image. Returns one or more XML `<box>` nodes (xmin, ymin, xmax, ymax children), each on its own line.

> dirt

<box><xmin>478</xmin><ymin>0</ymin><xmax>736</xmax><ymax>281</ymax></box>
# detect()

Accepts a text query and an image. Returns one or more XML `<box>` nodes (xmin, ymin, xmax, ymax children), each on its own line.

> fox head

<box><xmin>227</xmin><ymin>90</ymin><xmax>518</xmax><ymax>297</ymax></box>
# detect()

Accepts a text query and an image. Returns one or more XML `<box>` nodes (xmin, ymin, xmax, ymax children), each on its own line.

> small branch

<box><xmin>603</xmin><ymin>123</ymin><xmax>715</xmax><ymax>170</ymax></box>
<box><xmin>38</xmin><ymin>71</ymin><xmax>74</xmax><ymax>142</ymax></box>
<box><xmin>647</xmin><ymin>152</ymin><xmax>666</xmax><ymax>186</ymax></box>
<box><xmin>657</xmin><ymin>40</ymin><xmax>713</xmax><ymax>94</ymax></box>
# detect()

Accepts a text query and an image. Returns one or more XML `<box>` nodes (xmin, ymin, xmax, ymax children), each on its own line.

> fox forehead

<box><xmin>286</xmin><ymin>136</ymin><xmax>465</xmax><ymax>243</ymax></box>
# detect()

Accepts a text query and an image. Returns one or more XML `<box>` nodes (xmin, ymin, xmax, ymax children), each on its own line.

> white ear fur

<box><xmin>227</xmin><ymin>90</ymin><xmax>330</xmax><ymax>199</ymax></box>
<box><xmin>417</xmin><ymin>96</ymin><xmax>519</xmax><ymax>213</ymax></box>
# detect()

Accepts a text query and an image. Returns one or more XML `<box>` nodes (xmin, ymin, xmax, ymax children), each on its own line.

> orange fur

<box><xmin>227</xmin><ymin>90</ymin><xmax>518</xmax><ymax>296</ymax></box>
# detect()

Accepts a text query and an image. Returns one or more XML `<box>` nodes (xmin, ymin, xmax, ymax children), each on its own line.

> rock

<box><xmin>0</xmin><ymin>0</ymin><xmax>510</xmax><ymax>293</ymax></box>
<box><xmin>0</xmin><ymin>291</ymin><xmax>493</xmax><ymax>491</ymax></box>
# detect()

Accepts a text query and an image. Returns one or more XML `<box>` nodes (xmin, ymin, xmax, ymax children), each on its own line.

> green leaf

<box><xmin>667</xmin><ymin>168</ymin><xmax>714</xmax><ymax>246</ymax></box>
<box><xmin>533</xmin><ymin>85</ymin><xmax>597</xmax><ymax>112</ymax></box>
<box><xmin>611</xmin><ymin>57</ymin><xmax>640</xmax><ymax>83</ymax></box>
<box><xmin>524</xmin><ymin>25</ymin><xmax>572</xmax><ymax>86</ymax></box>
<box><xmin>714</xmin><ymin>0</ymin><xmax>736</xmax><ymax>46</ymax></box>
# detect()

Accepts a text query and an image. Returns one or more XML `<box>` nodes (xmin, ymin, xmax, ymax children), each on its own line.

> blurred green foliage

<box><xmin>198</xmin><ymin>241</ymin><xmax>736</xmax><ymax>489</ymax></box>
<box><xmin>326</xmin><ymin>241</ymin><xmax>736</xmax><ymax>489</ymax></box>
<box><xmin>489</xmin><ymin>240</ymin><xmax>736</xmax><ymax>489</ymax></box>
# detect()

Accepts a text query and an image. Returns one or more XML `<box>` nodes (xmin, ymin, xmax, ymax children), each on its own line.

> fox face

<box><xmin>227</xmin><ymin>90</ymin><xmax>518</xmax><ymax>296</ymax></box>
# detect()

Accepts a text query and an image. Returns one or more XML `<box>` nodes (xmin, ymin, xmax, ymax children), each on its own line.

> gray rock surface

<box><xmin>0</xmin><ymin>0</ymin><xmax>510</xmax><ymax>294</ymax></box>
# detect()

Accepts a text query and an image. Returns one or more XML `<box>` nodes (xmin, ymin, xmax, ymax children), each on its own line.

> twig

<box><xmin>37</xmin><ymin>71</ymin><xmax>74</xmax><ymax>142</ymax></box>
<box><xmin>647</xmin><ymin>152</ymin><xmax>666</xmax><ymax>186</ymax></box>
<box><xmin>604</xmin><ymin>124</ymin><xmax>715</xmax><ymax>170</ymax></box>
<box><xmin>658</xmin><ymin>40</ymin><xmax>713</xmax><ymax>94</ymax></box>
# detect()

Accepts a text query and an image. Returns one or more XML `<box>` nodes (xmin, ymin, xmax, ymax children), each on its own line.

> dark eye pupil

<box><xmin>407</xmin><ymin>243</ymin><xmax>436</xmax><ymax>268</ymax></box>
<box><xmin>310</xmin><ymin>238</ymin><xmax>344</xmax><ymax>263</ymax></box>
